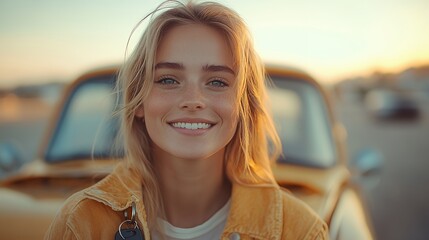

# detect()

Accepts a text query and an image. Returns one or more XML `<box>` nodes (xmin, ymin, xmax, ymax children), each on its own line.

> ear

<box><xmin>135</xmin><ymin>105</ymin><xmax>144</xmax><ymax>118</ymax></box>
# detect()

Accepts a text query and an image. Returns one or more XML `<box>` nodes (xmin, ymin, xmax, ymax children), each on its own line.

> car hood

<box><xmin>272</xmin><ymin>163</ymin><xmax>350</xmax><ymax>221</ymax></box>
<box><xmin>0</xmin><ymin>159</ymin><xmax>117</xmax><ymax>239</ymax></box>
<box><xmin>1</xmin><ymin>158</ymin><xmax>117</xmax><ymax>184</ymax></box>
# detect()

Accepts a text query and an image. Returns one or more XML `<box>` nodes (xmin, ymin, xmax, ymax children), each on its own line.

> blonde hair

<box><xmin>117</xmin><ymin>0</ymin><xmax>281</xmax><ymax>226</ymax></box>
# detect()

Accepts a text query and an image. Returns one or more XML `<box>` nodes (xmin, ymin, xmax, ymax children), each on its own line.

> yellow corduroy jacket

<box><xmin>45</xmin><ymin>162</ymin><xmax>328</xmax><ymax>240</ymax></box>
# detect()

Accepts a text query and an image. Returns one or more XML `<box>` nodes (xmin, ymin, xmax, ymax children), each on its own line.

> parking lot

<box><xmin>337</xmin><ymin>98</ymin><xmax>429</xmax><ymax>240</ymax></box>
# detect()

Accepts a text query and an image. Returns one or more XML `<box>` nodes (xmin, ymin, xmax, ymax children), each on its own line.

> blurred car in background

<box><xmin>365</xmin><ymin>89</ymin><xmax>420</xmax><ymax>120</ymax></box>
<box><xmin>0</xmin><ymin>65</ymin><xmax>382</xmax><ymax>239</ymax></box>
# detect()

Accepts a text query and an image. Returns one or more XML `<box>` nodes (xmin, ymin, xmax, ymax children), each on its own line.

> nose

<box><xmin>179</xmin><ymin>84</ymin><xmax>206</xmax><ymax>110</ymax></box>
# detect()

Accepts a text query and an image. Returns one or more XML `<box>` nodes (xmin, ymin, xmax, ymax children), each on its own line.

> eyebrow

<box><xmin>155</xmin><ymin>62</ymin><xmax>184</xmax><ymax>70</ymax></box>
<box><xmin>203</xmin><ymin>64</ymin><xmax>235</xmax><ymax>76</ymax></box>
<box><xmin>155</xmin><ymin>62</ymin><xmax>235</xmax><ymax>76</ymax></box>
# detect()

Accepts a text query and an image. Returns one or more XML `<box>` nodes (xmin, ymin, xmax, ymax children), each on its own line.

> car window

<box><xmin>45</xmin><ymin>75</ymin><xmax>121</xmax><ymax>162</ymax></box>
<box><xmin>268</xmin><ymin>76</ymin><xmax>336</xmax><ymax>168</ymax></box>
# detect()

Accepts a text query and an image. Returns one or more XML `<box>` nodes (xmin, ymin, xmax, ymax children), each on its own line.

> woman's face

<box><xmin>138</xmin><ymin>24</ymin><xmax>239</xmax><ymax>161</ymax></box>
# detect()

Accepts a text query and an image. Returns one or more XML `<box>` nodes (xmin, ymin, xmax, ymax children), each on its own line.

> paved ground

<box><xmin>336</xmin><ymin>98</ymin><xmax>429</xmax><ymax>240</ymax></box>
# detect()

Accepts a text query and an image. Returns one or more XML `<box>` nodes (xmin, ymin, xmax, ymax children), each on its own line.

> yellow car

<box><xmin>0</xmin><ymin>66</ymin><xmax>379</xmax><ymax>239</ymax></box>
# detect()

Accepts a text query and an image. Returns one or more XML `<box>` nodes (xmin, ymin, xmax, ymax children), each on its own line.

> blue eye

<box><xmin>156</xmin><ymin>77</ymin><xmax>178</xmax><ymax>85</ymax></box>
<box><xmin>208</xmin><ymin>79</ymin><xmax>228</xmax><ymax>87</ymax></box>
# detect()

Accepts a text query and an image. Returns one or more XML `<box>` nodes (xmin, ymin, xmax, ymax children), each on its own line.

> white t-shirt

<box><xmin>152</xmin><ymin>199</ymin><xmax>231</xmax><ymax>240</ymax></box>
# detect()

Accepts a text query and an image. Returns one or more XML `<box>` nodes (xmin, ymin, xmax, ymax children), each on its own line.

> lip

<box><xmin>167</xmin><ymin>118</ymin><xmax>216</xmax><ymax>124</ymax></box>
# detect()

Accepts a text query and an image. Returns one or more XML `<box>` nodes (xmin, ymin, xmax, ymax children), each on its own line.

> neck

<box><xmin>153</xmin><ymin>148</ymin><xmax>231</xmax><ymax>228</ymax></box>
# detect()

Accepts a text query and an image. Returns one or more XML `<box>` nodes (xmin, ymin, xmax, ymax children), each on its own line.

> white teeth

<box><xmin>171</xmin><ymin>122</ymin><xmax>211</xmax><ymax>130</ymax></box>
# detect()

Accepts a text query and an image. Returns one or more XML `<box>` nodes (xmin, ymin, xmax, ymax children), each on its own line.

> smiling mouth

<box><xmin>170</xmin><ymin>122</ymin><xmax>213</xmax><ymax>130</ymax></box>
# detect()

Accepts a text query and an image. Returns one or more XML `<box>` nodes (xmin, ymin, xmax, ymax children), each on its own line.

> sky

<box><xmin>1</xmin><ymin>0</ymin><xmax>429</xmax><ymax>88</ymax></box>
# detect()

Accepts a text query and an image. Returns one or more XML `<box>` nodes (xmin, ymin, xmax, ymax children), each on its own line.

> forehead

<box><xmin>156</xmin><ymin>24</ymin><xmax>234</xmax><ymax>69</ymax></box>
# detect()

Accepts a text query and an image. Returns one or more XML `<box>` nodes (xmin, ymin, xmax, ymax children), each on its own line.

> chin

<box><xmin>172</xmin><ymin>150</ymin><xmax>218</xmax><ymax>161</ymax></box>
<box><xmin>166</xmin><ymin>144</ymin><xmax>225</xmax><ymax>161</ymax></box>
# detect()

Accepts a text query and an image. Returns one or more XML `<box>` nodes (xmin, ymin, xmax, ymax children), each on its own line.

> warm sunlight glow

<box><xmin>1</xmin><ymin>0</ymin><xmax>428</xmax><ymax>87</ymax></box>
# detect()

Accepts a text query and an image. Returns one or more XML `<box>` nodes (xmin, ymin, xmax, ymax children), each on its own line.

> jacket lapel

<box><xmin>84</xmin><ymin>162</ymin><xmax>151</xmax><ymax>238</ymax></box>
<box><xmin>223</xmin><ymin>184</ymin><xmax>283</xmax><ymax>239</ymax></box>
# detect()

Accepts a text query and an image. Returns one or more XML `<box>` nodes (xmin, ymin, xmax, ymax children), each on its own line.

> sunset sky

<box><xmin>1</xmin><ymin>0</ymin><xmax>429</xmax><ymax>88</ymax></box>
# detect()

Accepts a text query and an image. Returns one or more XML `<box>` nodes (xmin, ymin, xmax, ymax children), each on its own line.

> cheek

<box><xmin>143</xmin><ymin>91</ymin><xmax>173</xmax><ymax>122</ymax></box>
<box><xmin>214</xmin><ymin>94</ymin><xmax>239</xmax><ymax>127</ymax></box>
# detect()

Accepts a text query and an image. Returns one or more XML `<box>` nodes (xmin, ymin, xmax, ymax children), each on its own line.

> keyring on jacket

<box><xmin>118</xmin><ymin>219</ymin><xmax>139</xmax><ymax>239</ymax></box>
<box><xmin>124</xmin><ymin>202</ymin><xmax>136</xmax><ymax>223</ymax></box>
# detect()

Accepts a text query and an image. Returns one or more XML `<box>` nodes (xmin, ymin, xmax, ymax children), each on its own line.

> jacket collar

<box><xmin>85</xmin><ymin>162</ymin><xmax>142</xmax><ymax>211</ymax></box>
<box><xmin>84</xmin><ymin>161</ymin><xmax>283</xmax><ymax>239</ymax></box>
<box><xmin>84</xmin><ymin>162</ymin><xmax>153</xmax><ymax>238</ymax></box>
<box><xmin>223</xmin><ymin>184</ymin><xmax>283</xmax><ymax>239</ymax></box>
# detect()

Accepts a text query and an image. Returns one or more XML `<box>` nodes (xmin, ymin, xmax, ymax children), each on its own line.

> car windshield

<box><xmin>45</xmin><ymin>73</ymin><xmax>336</xmax><ymax>168</ymax></box>
<box><xmin>269</xmin><ymin>76</ymin><xmax>336</xmax><ymax>168</ymax></box>
<box><xmin>45</xmin><ymin>75</ymin><xmax>121</xmax><ymax>162</ymax></box>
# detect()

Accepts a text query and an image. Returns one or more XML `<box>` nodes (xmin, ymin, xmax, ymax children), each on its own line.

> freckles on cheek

<box><xmin>144</xmin><ymin>91</ymin><xmax>172</xmax><ymax>119</ymax></box>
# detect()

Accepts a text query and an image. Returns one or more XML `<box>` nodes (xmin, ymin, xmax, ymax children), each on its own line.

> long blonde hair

<box><xmin>117</xmin><ymin>0</ymin><xmax>281</xmax><ymax>226</ymax></box>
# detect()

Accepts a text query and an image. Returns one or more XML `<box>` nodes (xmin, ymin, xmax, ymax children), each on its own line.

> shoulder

<box><xmin>44</xmin><ymin>188</ymin><xmax>122</xmax><ymax>240</ymax></box>
<box><xmin>227</xmin><ymin>184</ymin><xmax>328</xmax><ymax>239</ymax></box>
<box><xmin>280</xmin><ymin>189</ymin><xmax>329</xmax><ymax>240</ymax></box>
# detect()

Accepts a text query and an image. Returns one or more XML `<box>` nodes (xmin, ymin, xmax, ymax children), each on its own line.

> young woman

<box><xmin>45</xmin><ymin>1</ymin><xmax>328</xmax><ymax>239</ymax></box>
